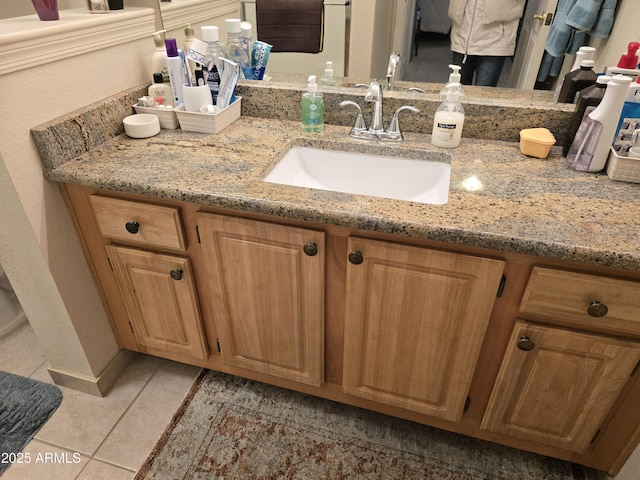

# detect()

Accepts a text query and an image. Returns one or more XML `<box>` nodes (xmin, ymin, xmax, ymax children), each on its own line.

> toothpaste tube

<box><xmin>250</xmin><ymin>41</ymin><xmax>272</xmax><ymax>80</ymax></box>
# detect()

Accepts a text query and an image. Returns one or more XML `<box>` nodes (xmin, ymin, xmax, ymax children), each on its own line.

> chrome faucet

<box><xmin>386</xmin><ymin>52</ymin><xmax>401</xmax><ymax>91</ymax></box>
<box><xmin>340</xmin><ymin>79</ymin><xmax>419</xmax><ymax>141</ymax></box>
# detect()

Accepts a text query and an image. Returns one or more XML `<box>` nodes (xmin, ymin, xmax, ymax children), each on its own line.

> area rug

<box><xmin>136</xmin><ymin>370</ymin><xmax>594</xmax><ymax>480</ymax></box>
<box><xmin>0</xmin><ymin>371</ymin><xmax>63</xmax><ymax>475</ymax></box>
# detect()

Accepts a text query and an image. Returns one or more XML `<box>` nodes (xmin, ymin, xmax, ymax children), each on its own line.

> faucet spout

<box><xmin>365</xmin><ymin>80</ymin><xmax>384</xmax><ymax>134</ymax></box>
<box><xmin>386</xmin><ymin>52</ymin><xmax>401</xmax><ymax>90</ymax></box>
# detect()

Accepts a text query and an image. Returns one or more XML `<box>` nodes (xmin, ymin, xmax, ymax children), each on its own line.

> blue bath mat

<box><xmin>0</xmin><ymin>371</ymin><xmax>62</xmax><ymax>474</ymax></box>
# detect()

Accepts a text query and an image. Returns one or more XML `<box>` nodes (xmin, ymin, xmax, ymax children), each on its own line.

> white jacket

<box><xmin>449</xmin><ymin>0</ymin><xmax>526</xmax><ymax>56</ymax></box>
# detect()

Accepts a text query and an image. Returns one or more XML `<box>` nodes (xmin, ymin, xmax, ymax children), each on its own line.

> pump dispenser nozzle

<box><xmin>441</xmin><ymin>64</ymin><xmax>464</xmax><ymax>99</ymax></box>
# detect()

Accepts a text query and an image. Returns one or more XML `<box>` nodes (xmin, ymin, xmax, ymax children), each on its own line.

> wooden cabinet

<box><xmin>106</xmin><ymin>245</ymin><xmax>208</xmax><ymax>360</ymax></box>
<box><xmin>197</xmin><ymin>213</ymin><xmax>325</xmax><ymax>386</ymax></box>
<box><xmin>342</xmin><ymin>237</ymin><xmax>505</xmax><ymax>421</ymax></box>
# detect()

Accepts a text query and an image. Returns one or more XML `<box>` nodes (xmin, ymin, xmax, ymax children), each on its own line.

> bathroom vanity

<box><xmin>33</xmin><ymin>86</ymin><xmax>640</xmax><ymax>475</ymax></box>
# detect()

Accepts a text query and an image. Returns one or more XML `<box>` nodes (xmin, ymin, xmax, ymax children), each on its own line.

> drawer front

<box><xmin>520</xmin><ymin>266</ymin><xmax>640</xmax><ymax>336</ymax></box>
<box><xmin>90</xmin><ymin>195</ymin><xmax>185</xmax><ymax>250</ymax></box>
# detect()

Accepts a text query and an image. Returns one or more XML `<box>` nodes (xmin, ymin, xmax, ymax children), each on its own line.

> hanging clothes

<box><xmin>536</xmin><ymin>0</ymin><xmax>618</xmax><ymax>82</ymax></box>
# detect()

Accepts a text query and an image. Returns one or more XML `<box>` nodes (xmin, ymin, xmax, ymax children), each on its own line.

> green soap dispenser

<box><xmin>301</xmin><ymin>75</ymin><xmax>324</xmax><ymax>132</ymax></box>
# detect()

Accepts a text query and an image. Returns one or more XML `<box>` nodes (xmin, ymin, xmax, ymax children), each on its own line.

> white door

<box><xmin>508</xmin><ymin>0</ymin><xmax>558</xmax><ymax>89</ymax></box>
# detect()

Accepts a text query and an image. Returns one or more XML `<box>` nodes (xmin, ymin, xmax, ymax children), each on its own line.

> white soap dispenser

<box><xmin>432</xmin><ymin>85</ymin><xmax>465</xmax><ymax>148</ymax></box>
<box><xmin>440</xmin><ymin>64</ymin><xmax>464</xmax><ymax>99</ymax></box>
<box><xmin>320</xmin><ymin>61</ymin><xmax>337</xmax><ymax>86</ymax></box>
<box><xmin>150</xmin><ymin>30</ymin><xmax>168</xmax><ymax>81</ymax></box>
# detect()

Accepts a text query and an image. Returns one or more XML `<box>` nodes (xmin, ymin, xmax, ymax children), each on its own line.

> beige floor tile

<box><xmin>0</xmin><ymin>321</ymin><xmax>47</xmax><ymax>377</ymax></box>
<box><xmin>0</xmin><ymin>440</ymin><xmax>89</xmax><ymax>480</ymax></box>
<box><xmin>31</xmin><ymin>353</ymin><xmax>164</xmax><ymax>456</ymax></box>
<box><xmin>76</xmin><ymin>459</ymin><xmax>136</xmax><ymax>480</ymax></box>
<box><xmin>94</xmin><ymin>360</ymin><xmax>201</xmax><ymax>470</ymax></box>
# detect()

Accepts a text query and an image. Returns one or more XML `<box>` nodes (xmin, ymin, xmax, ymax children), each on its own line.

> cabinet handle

<box><xmin>348</xmin><ymin>250</ymin><xmax>364</xmax><ymax>265</ymax></box>
<box><xmin>170</xmin><ymin>269</ymin><xmax>183</xmax><ymax>280</ymax></box>
<box><xmin>125</xmin><ymin>221</ymin><xmax>140</xmax><ymax>234</ymax></box>
<box><xmin>303</xmin><ymin>242</ymin><xmax>318</xmax><ymax>256</ymax></box>
<box><xmin>517</xmin><ymin>336</ymin><xmax>535</xmax><ymax>351</ymax></box>
<box><xmin>587</xmin><ymin>301</ymin><xmax>608</xmax><ymax>318</ymax></box>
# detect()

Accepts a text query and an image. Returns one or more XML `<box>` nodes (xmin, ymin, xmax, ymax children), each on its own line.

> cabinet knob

<box><xmin>170</xmin><ymin>269</ymin><xmax>183</xmax><ymax>280</ymax></box>
<box><xmin>517</xmin><ymin>336</ymin><xmax>535</xmax><ymax>351</ymax></box>
<box><xmin>303</xmin><ymin>243</ymin><xmax>318</xmax><ymax>256</ymax></box>
<box><xmin>587</xmin><ymin>301</ymin><xmax>608</xmax><ymax>318</ymax></box>
<box><xmin>348</xmin><ymin>250</ymin><xmax>364</xmax><ymax>265</ymax></box>
<box><xmin>125</xmin><ymin>221</ymin><xmax>140</xmax><ymax>234</ymax></box>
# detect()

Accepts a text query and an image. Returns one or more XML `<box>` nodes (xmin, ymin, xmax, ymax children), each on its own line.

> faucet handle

<box><xmin>387</xmin><ymin>106</ymin><xmax>420</xmax><ymax>140</ymax></box>
<box><xmin>339</xmin><ymin>100</ymin><xmax>367</xmax><ymax>136</ymax></box>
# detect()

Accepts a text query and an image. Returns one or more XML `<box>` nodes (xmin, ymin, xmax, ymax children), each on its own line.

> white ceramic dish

<box><xmin>123</xmin><ymin>113</ymin><xmax>161</xmax><ymax>138</ymax></box>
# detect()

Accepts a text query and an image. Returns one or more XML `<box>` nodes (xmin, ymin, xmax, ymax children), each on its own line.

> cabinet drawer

<box><xmin>520</xmin><ymin>266</ymin><xmax>640</xmax><ymax>336</ymax></box>
<box><xmin>89</xmin><ymin>195</ymin><xmax>185</xmax><ymax>251</ymax></box>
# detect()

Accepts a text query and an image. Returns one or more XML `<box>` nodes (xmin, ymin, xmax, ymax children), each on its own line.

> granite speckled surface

<box><xmin>32</xmin><ymin>84</ymin><xmax>640</xmax><ymax>272</ymax></box>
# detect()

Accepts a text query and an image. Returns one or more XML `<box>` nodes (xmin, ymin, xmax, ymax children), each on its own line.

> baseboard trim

<box><xmin>48</xmin><ymin>349</ymin><xmax>136</xmax><ymax>397</ymax></box>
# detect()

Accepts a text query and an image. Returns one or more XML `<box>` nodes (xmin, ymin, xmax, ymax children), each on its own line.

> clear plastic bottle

<box><xmin>566</xmin><ymin>74</ymin><xmax>633</xmax><ymax>172</ymax></box>
<box><xmin>240</xmin><ymin>21</ymin><xmax>254</xmax><ymax>59</ymax></box>
<box><xmin>320</xmin><ymin>61</ymin><xmax>337</xmax><ymax>86</ymax></box>
<box><xmin>225</xmin><ymin>18</ymin><xmax>251</xmax><ymax>78</ymax></box>
<box><xmin>439</xmin><ymin>64</ymin><xmax>464</xmax><ymax>100</ymax></box>
<box><xmin>301</xmin><ymin>75</ymin><xmax>324</xmax><ymax>132</ymax></box>
<box><xmin>201</xmin><ymin>26</ymin><xmax>228</xmax><ymax>105</ymax></box>
<box><xmin>431</xmin><ymin>85</ymin><xmax>465</xmax><ymax>148</ymax></box>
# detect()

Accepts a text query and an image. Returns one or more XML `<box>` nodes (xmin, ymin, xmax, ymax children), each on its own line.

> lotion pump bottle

<box><xmin>440</xmin><ymin>64</ymin><xmax>464</xmax><ymax>99</ymax></box>
<box><xmin>301</xmin><ymin>75</ymin><xmax>324</xmax><ymax>132</ymax></box>
<box><xmin>432</xmin><ymin>85</ymin><xmax>464</xmax><ymax>148</ymax></box>
<box><xmin>151</xmin><ymin>30</ymin><xmax>168</xmax><ymax>81</ymax></box>
<box><xmin>320</xmin><ymin>61</ymin><xmax>337</xmax><ymax>86</ymax></box>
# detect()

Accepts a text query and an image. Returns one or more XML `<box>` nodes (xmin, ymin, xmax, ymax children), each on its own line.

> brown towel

<box><xmin>256</xmin><ymin>0</ymin><xmax>324</xmax><ymax>53</ymax></box>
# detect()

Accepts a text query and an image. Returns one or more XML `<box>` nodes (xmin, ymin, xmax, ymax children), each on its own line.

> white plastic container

<box><xmin>431</xmin><ymin>86</ymin><xmax>464</xmax><ymax>148</ymax></box>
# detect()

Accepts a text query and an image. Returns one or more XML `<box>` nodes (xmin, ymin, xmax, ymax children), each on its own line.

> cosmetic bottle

<box><xmin>225</xmin><ymin>18</ymin><xmax>251</xmax><ymax>78</ymax></box>
<box><xmin>562</xmin><ymin>75</ymin><xmax>610</xmax><ymax>156</ymax></box>
<box><xmin>165</xmin><ymin>38</ymin><xmax>188</xmax><ymax>106</ymax></box>
<box><xmin>566</xmin><ymin>74</ymin><xmax>633</xmax><ymax>172</ymax></box>
<box><xmin>439</xmin><ymin>64</ymin><xmax>464</xmax><ymax>99</ymax></box>
<box><xmin>320</xmin><ymin>61</ymin><xmax>338</xmax><ymax>86</ymax></box>
<box><xmin>556</xmin><ymin>60</ymin><xmax>597</xmax><ymax>104</ymax></box>
<box><xmin>431</xmin><ymin>84</ymin><xmax>464</xmax><ymax>149</ymax></box>
<box><xmin>554</xmin><ymin>46</ymin><xmax>596</xmax><ymax>102</ymax></box>
<box><xmin>150</xmin><ymin>30</ymin><xmax>168</xmax><ymax>81</ymax></box>
<box><xmin>301</xmin><ymin>75</ymin><xmax>324</xmax><ymax>132</ymax></box>
<box><xmin>201</xmin><ymin>26</ymin><xmax>229</xmax><ymax>105</ymax></box>
<box><xmin>148</xmin><ymin>72</ymin><xmax>175</xmax><ymax>107</ymax></box>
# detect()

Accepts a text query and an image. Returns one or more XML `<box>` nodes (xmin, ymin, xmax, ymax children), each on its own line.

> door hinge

<box><xmin>128</xmin><ymin>321</ymin><xmax>134</xmax><ymax>333</ymax></box>
<box><xmin>496</xmin><ymin>275</ymin><xmax>506</xmax><ymax>297</ymax></box>
<box><xmin>216</xmin><ymin>338</ymin><xmax>221</xmax><ymax>353</ymax></box>
<box><xmin>195</xmin><ymin>225</ymin><xmax>201</xmax><ymax>244</ymax></box>
<box><xmin>463</xmin><ymin>396</ymin><xmax>470</xmax><ymax>413</ymax></box>
<box><xmin>590</xmin><ymin>428</ymin><xmax>601</xmax><ymax>444</ymax></box>
<box><xmin>631</xmin><ymin>359</ymin><xmax>640</xmax><ymax>377</ymax></box>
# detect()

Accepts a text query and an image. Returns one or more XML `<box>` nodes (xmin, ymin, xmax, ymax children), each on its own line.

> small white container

<box><xmin>133</xmin><ymin>105</ymin><xmax>179</xmax><ymax>129</ymax></box>
<box><xmin>123</xmin><ymin>114</ymin><xmax>160</xmax><ymax>138</ymax></box>
<box><xmin>175</xmin><ymin>97</ymin><xmax>241</xmax><ymax>134</ymax></box>
<box><xmin>606</xmin><ymin>147</ymin><xmax>640</xmax><ymax>183</ymax></box>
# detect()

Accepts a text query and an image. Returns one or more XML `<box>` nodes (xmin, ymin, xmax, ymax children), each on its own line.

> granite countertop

<box><xmin>40</xmin><ymin>114</ymin><xmax>640</xmax><ymax>272</ymax></box>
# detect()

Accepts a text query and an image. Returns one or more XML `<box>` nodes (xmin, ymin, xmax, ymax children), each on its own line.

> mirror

<box><xmin>156</xmin><ymin>0</ymin><xmax>635</xmax><ymax>106</ymax></box>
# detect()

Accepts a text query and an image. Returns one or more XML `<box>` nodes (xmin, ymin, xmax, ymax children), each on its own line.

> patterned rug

<box><xmin>136</xmin><ymin>370</ymin><xmax>593</xmax><ymax>480</ymax></box>
<box><xmin>0</xmin><ymin>371</ymin><xmax>62</xmax><ymax>475</ymax></box>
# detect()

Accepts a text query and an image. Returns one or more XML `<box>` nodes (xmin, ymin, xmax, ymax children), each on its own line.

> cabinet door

<box><xmin>106</xmin><ymin>245</ymin><xmax>208</xmax><ymax>360</ymax></box>
<box><xmin>197</xmin><ymin>213</ymin><xmax>325</xmax><ymax>386</ymax></box>
<box><xmin>342</xmin><ymin>237</ymin><xmax>505</xmax><ymax>421</ymax></box>
<box><xmin>482</xmin><ymin>320</ymin><xmax>640</xmax><ymax>453</ymax></box>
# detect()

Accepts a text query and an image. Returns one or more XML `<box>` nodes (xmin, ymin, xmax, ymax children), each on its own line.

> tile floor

<box><xmin>0</xmin><ymin>321</ymin><xmax>201</xmax><ymax>480</ymax></box>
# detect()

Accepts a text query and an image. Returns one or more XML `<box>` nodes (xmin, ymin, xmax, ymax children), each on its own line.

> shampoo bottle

<box><xmin>301</xmin><ymin>75</ymin><xmax>324</xmax><ymax>132</ymax></box>
<box><xmin>566</xmin><ymin>74</ymin><xmax>633</xmax><ymax>172</ymax></box>
<box><xmin>431</xmin><ymin>85</ymin><xmax>464</xmax><ymax>148</ymax></box>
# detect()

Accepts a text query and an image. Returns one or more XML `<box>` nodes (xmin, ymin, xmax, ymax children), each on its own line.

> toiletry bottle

<box><xmin>440</xmin><ymin>64</ymin><xmax>464</xmax><ymax>99</ymax></box>
<box><xmin>557</xmin><ymin>60</ymin><xmax>597</xmax><ymax>104</ymax></box>
<box><xmin>614</xmin><ymin>81</ymin><xmax>640</xmax><ymax>139</ymax></box>
<box><xmin>225</xmin><ymin>18</ymin><xmax>251</xmax><ymax>79</ymax></box>
<box><xmin>184</xmin><ymin>23</ymin><xmax>197</xmax><ymax>78</ymax></box>
<box><xmin>148</xmin><ymin>72</ymin><xmax>175</xmax><ymax>107</ymax></box>
<box><xmin>617</xmin><ymin>42</ymin><xmax>640</xmax><ymax>69</ymax></box>
<box><xmin>301</xmin><ymin>75</ymin><xmax>324</xmax><ymax>132</ymax></box>
<box><xmin>165</xmin><ymin>38</ymin><xmax>188</xmax><ymax>106</ymax></box>
<box><xmin>554</xmin><ymin>46</ymin><xmax>596</xmax><ymax>102</ymax></box>
<box><xmin>201</xmin><ymin>26</ymin><xmax>228</xmax><ymax>106</ymax></box>
<box><xmin>150</xmin><ymin>30</ymin><xmax>168</xmax><ymax>81</ymax></box>
<box><xmin>431</xmin><ymin>85</ymin><xmax>464</xmax><ymax>148</ymax></box>
<box><xmin>566</xmin><ymin>74</ymin><xmax>633</xmax><ymax>172</ymax></box>
<box><xmin>562</xmin><ymin>75</ymin><xmax>610</xmax><ymax>156</ymax></box>
<box><xmin>320</xmin><ymin>61</ymin><xmax>337</xmax><ymax>86</ymax></box>
<box><xmin>240</xmin><ymin>21</ymin><xmax>254</xmax><ymax>59</ymax></box>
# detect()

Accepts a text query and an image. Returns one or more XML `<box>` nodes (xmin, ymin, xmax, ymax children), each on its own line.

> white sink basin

<box><xmin>264</xmin><ymin>146</ymin><xmax>451</xmax><ymax>204</ymax></box>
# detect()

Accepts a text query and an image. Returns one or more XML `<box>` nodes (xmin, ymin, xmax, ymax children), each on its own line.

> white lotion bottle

<box><xmin>431</xmin><ymin>86</ymin><xmax>464</xmax><ymax>148</ymax></box>
<box><xmin>150</xmin><ymin>30</ymin><xmax>168</xmax><ymax>81</ymax></box>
